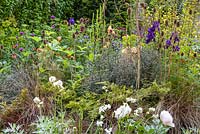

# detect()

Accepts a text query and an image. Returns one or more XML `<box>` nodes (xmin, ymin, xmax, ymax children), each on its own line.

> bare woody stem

<box><xmin>135</xmin><ymin>0</ymin><xmax>141</xmax><ymax>89</ymax></box>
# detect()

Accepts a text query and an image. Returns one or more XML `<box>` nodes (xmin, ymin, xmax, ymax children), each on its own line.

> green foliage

<box><xmin>2</xmin><ymin>123</ymin><xmax>24</xmax><ymax>134</ymax></box>
<box><xmin>31</xmin><ymin>113</ymin><xmax>73</xmax><ymax>134</ymax></box>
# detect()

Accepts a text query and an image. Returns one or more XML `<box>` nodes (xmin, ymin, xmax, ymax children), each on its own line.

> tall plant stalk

<box><xmin>135</xmin><ymin>0</ymin><xmax>141</xmax><ymax>89</ymax></box>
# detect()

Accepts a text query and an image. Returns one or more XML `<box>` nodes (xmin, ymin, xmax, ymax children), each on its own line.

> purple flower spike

<box><xmin>20</xmin><ymin>32</ymin><xmax>24</xmax><ymax>35</ymax></box>
<box><xmin>51</xmin><ymin>15</ymin><xmax>55</xmax><ymax>19</ymax></box>
<box><xmin>68</xmin><ymin>18</ymin><xmax>75</xmax><ymax>25</ymax></box>
<box><xmin>19</xmin><ymin>47</ymin><xmax>24</xmax><ymax>52</ymax></box>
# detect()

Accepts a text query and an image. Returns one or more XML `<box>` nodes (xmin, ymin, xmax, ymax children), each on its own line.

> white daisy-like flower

<box><xmin>96</xmin><ymin>120</ymin><xmax>103</xmax><ymax>127</ymax></box>
<box><xmin>105</xmin><ymin>128</ymin><xmax>112</xmax><ymax>134</ymax></box>
<box><xmin>49</xmin><ymin>76</ymin><xmax>56</xmax><ymax>83</ymax></box>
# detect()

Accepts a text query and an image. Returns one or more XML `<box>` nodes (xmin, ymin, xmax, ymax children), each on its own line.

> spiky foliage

<box><xmin>0</xmin><ymin>68</ymin><xmax>37</xmax><ymax>103</ymax></box>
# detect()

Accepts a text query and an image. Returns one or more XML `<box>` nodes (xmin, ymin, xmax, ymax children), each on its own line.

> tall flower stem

<box><xmin>135</xmin><ymin>0</ymin><xmax>141</xmax><ymax>89</ymax></box>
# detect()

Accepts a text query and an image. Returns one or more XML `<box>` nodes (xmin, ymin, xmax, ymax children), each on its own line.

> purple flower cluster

<box><xmin>165</xmin><ymin>32</ymin><xmax>180</xmax><ymax>51</ymax></box>
<box><xmin>68</xmin><ymin>18</ymin><xmax>75</xmax><ymax>25</ymax></box>
<box><xmin>146</xmin><ymin>21</ymin><xmax>160</xmax><ymax>44</ymax></box>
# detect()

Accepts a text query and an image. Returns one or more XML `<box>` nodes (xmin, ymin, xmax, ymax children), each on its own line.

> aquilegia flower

<box><xmin>53</xmin><ymin>80</ymin><xmax>64</xmax><ymax>89</ymax></box>
<box><xmin>96</xmin><ymin>120</ymin><xmax>103</xmax><ymax>127</ymax></box>
<box><xmin>49</xmin><ymin>76</ymin><xmax>56</xmax><ymax>83</ymax></box>
<box><xmin>114</xmin><ymin>103</ymin><xmax>132</xmax><ymax>119</ymax></box>
<box><xmin>99</xmin><ymin>104</ymin><xmax>111</xmax><ymax>113</ymax></box>
<box><xmin>160</xmin><ymin>110</ymin><xmax>175</xmax><ymax>127</ymax></box>
<box><xmin>173</xmin><ymin>45</ymin><xmax>180</xmax><ymax>52</ymax></box>
<box><xmin>146</xmin><ymin>21</ymin><xmax>160</xmax><ymax>44</ymax></box>
<box><xmin>68</xmin><ymin>18</ymin><xmax>75</xmax><ymax>25</ymax></box>
<box><xmin>33</xmin><ymin>97</ymin><xmax>43</xmax><ymax>108</ymax></box>
<box><xmin>105</xmin><ymin>128</ymin><xmax>112</xmax><ymax>134</ymax></box>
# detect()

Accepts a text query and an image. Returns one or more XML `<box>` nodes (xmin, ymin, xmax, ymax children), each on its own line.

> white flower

<box><xmin>126</xmin><ymin>97</ymin><xmax>137</xmax><ymax>103</ymax></box>
<box><xmin>152</xmin><ymin>114</ymin><xmax>159</xmax><ymax>119</ymax></box>
<box><xmin>114</xmin><ymin>103</ymin><xmax>132</xmax><ymax>119</ymax></box>
<box><xmin>149</xmin><ymin>107</ymin><xmax>156</xmax><ymax>112</ymax></box>
<box><xmin>105</xmin><ymin>128</ymin><xmax>112</xmax><ymax>134</ymax></box>
<box><xmin>49</xmin><ymin>76</ymin><xmax>56</xmax><ymax>83</ymax></box>
<box><xmin>146</xmin><ymin>111</ymin><xmax>150</xmax><ymax>114</ymax></box>
<box><xmin>99</xmin><ymin>104</ymin><xmax>111</xmax><ymax>113</ymax></box>
<box><xmin>96</xmin><ymin>120</ymin><xmax>103</xmax><ymax>127</ymax></box>
<box><xmin>53</xmin><ymin>80</ymin><xmax>64</xmax><ymax>89</ymax></box>
<box><xmin>160</xmin><ymin>110</ymin><xmax>175</xmax><ymax>127</ymax></box>
<box><xmin>102</xmin><ymin>86</ymin><xmax>107</xmax><ymax>90</ymax></box>
<box><xmin>137</xmin><ymin>107</ymin><xmax>143</xmax><ymax>114</ymax></box>
<box><xmin>33</xmin><ymin>97</ymin><xmax>43</xmax><ymax>108</ymax></box>
<box><xmin>33</xmin><ymin>97</ymin><xmax>41</xmax><ymax>104</ymax></box>
<box><xmin>100</xmin><ymin>115</ymin><xmax>104</xmax><ymax>120</ymax></box>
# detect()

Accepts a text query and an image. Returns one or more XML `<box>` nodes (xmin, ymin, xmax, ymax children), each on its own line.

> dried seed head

<box><xmin>165</xmin><ymin>20</ymin><xmax>168</xmax><ymax>26</ymax></box>
<box><xmin>189</xmin><ymin>9</ymin><xmax>193</xmax><ymax>15</ymax></box>
<box><xmin>174</xmin><ymin>20</ymin><xmax>177</xmax><ymax>25</ymax></box>
<box><xmin>153</xmin><ymin>8</ymin><xmax>156</xmax><ymax>13</ymax></box>
<box><xmin>161</xmin><ymin>31</ymin><xmax>164</xmax><ymax>36</ymax></box>
<box><xmin>176</xmin><ymin>21</ymin><xmax>180</xmax><ymax>27</ymax></box>
<box><xmin>140</xmin><ymin>2</ymin><xmax>147</xmax><ymax>9</ymax></box>
<box><xmin>127</xmin><ymin>7</ymin><xmax>132</xmax><ymax>16</ymax></box>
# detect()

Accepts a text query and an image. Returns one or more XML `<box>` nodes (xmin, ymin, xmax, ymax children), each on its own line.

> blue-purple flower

<box><xmin>20</xmin><ymin>32</ymin><xmax>24</xmax><ymax>35</ymax></box>
<box><xmin>51</xmin><ymin>15</ymin><xmax>55</xmax><ymax>19</ymax></box>
<box><xmin>68</xmin><ymin>18</ymin><xmax>75</xmax><ymax>25</ymax></box>
<box><xmin>145</xmin><ymin>21</ymin><xmax>160</xmax><ymax>44</ymax></box>
<box><xmin>19</xmin><ymin>47</ymin><xmax>24</xmax><ymax>52</ymax></box>
<box><xmin>165</xmin><ymin>40</ymin><xmax>171</xmax><ymax>49</ymax></box>
<box><xmin>173</xmin><ymin>45</ymin><xmax>180</xmax><ymax>52</ymax></box>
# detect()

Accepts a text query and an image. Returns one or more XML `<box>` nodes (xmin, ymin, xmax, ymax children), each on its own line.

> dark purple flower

<box><xmin>145</xmin><ymin>21</ymin><xmax>160</xmax><ymax>44</ymax></box>
<box><xmin>30</xmin><ymin>33</ymin><xmax>35</xmax><ymax>37</ymax></box>
<box><xmin>51</xmin><ymin>15</ymin><xmax>55</xmax><ymax>19</ymax></box>
<box><xmin>166</xmin><ymin>40</ymin><xmax>171</xmax><ymax>46</ymax></box>
<box><xmin>68</xmin><ymin>18</ymin><xmax>75</xmax><ymax>25</ymax></box>
<box><xmin>20</xmin><ymin>32</ymin><xmax>24</xmax><ymax>35</ymax></box>
<box><xmin>153</xmin><ymin>21</ymin><xmax>160</xmax><ymax>31</ymax></box>
<box><xmin>19</xmin><ymin>47</ymin><xmax>24</xmax><ymax>52</ymax></box>
<box><xmin>173</xmin><ymin>45</ymin><xmax>180</xmax><ymax>52</ymax></box>
<box><xmin>174</xmin><ymin>36</ymin><xmax>180</xmax><ymax>43</ymax></box>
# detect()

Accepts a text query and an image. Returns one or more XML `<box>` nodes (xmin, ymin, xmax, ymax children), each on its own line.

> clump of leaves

<box><xmin>84</xmin><ymin>47</ymin><xmax>160</xmax><ymax>92</ymax></box>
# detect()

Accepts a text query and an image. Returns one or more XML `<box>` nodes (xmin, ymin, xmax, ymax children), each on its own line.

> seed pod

<box><xmin>176</xmin><ymin>21</ymin><xmax>180</xmax><ymax>27</ymax></box>
<box><xmin>127</xmin><ymin>7</ymin><xmax>132</xmax><ymax>16</ymax></box>
<box><xmin>189</xmin><ymin>9</ymin><xmax>193</xmax><ymax>15</ymax></box>
<box><xmin>165</xmin><ymin>20</ymin><xmax>168</xmax><ymax>26</ymax></box>
<box><xmin>161</xmin><ymin>31</ymin><xmax>164</xmax><ymax>36</ymax></box>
